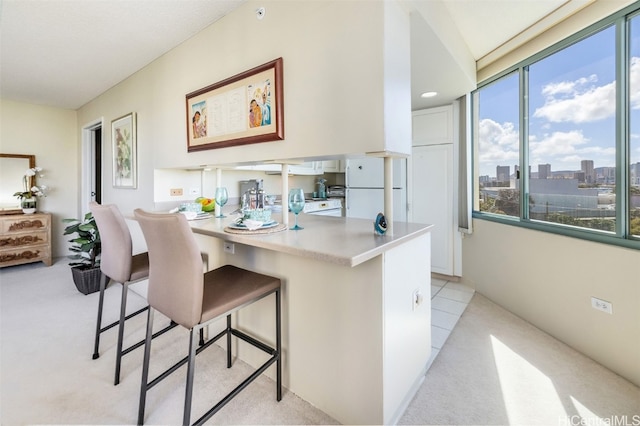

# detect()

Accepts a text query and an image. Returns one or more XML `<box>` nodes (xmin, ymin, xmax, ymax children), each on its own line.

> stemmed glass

<box><xmin>288</xmin><ymin>188</ymin><xmax>305</xmax><ymax>230</ymax></box>
<box><xmin>214</xmin><ymin>187</ymin><xmax>228</xmax><ymax>218</ymax></box>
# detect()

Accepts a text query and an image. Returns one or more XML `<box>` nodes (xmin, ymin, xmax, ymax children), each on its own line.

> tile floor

<box><xmin>426</xmin><ymin>276</ymin><xmax>475</xmax><ymax>371</ymax></box>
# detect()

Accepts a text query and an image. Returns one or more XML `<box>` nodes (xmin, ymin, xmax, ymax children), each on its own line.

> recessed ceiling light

<box><xmin>421</xmin><ymin>91</ymin><xmax>438</xmax><ymax>98</ymax></box>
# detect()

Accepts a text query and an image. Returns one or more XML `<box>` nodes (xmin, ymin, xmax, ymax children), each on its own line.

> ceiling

<box><xmin>1</xmin><ymin>0</ymin><xmax>578</xmax><ymax>111</ymax></box>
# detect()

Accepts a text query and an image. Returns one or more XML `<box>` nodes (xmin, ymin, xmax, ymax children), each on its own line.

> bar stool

<box><xmin>89</xmin><ymin>201</ymin><xmax>177</xmax><ymax>385</ymax></box>
<box><xmin>134</xmin><ymin>209</ymin><xmax>282</xmax><ymax>426</ymax></box>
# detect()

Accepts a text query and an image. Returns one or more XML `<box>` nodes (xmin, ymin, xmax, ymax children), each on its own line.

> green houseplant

<box><xmin>62</xmin><ymin>212</ymin><xmax>102</xmax><ymax>295</ymax></box>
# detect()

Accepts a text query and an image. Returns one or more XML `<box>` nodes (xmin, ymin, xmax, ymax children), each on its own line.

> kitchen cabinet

<box><xmin>260</xmin><ymin>162</ymin><xmax>323</xmax><ymax>175</ymax></box>
<box><xmin>410</xmin><ymin>104</ymin><xmax>461</xmax><ymax>277</ymax></box>
<box><xmin>0</xmin><ymin>212</ymin><xmax>52</xmax><ymax>268</ymax></box>
<box><xmin>186</xmin><ymin>214</ymin><xmax>433</xmax><ymax>425</ymax></box>
<box><xmin>412</xmin><ymin>105</ymin><xmax>453</xmax><ymax>146</ymax></box>
<box><xmin>321</xmin><ymin>159</ymin><xmax>344</xmax><ymax>173</ymax></box>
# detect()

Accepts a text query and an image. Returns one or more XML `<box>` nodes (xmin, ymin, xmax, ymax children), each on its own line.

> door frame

<box><xmin>81</xmin><ymin>118</ymin><xmax>104</xmax><ymax>216</ymax></box>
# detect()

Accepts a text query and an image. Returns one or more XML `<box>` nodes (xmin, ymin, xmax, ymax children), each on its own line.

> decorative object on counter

<box><xmin>288</xmin><ymin>188</ymin><xmax>305</xmax><ymax>230</ymax></box>
<box><xmin>13</xmin><ymin>166</ymin><xmax>48</xmax><ymax>214</ymax></box>
<box><xmin>186</xmin><ymin>57</ymin><xmax>284</xmax><ymax>152</ymax></box>
<box><xmin>112</xmin><ymin>112</ymin><xmax>137</xmax><ymax>188</ymax></box>
<box><xmin>238</xmin><ymin>219</ymin><xmax>267</xmax><ymax>231</ymax></box>
<box><xmin>225</xmin><ymin>219</ymin><xmax>287</xmax><ymax>235</ymax></box>
<box><xmin>214</xmin><ymin>187</ymin><xmax>229</xmax><ymax>218</ymax></box>
<box><xmin>316</xmin><ymin>178</ymin><xmax>327</xmax><ymax>199</ymax></box>
<box><xmin>265</xmin><ymin>194</ymin><xmax>277</xmax><ymax>206</ymax></box>
<box><xmin>170</xmin><ymin>206</ymin><xmax>212</xmax><ymax>221</ymax></box>
<box><xmin>245</xmin><ymin>207</ymin><xmax>272</xmax><ymax>222</ymax></box>
<box><xmin>179</xmin><ymin>202</ymin><xmax>203</xmax><ymax>213</ymax></box>
<box><xmin>62</xmin><ymin>212</ymin><xmax>102</xmax><ymax>295</ymax></box>
<box><xmin>194</xmin><ymin>197</ymin><xmax>215</xmax><ymax>212</ymax></box>
<box><xmin>374</xmin><ymin>212</ymin><xmax>387</xmax><ymax>235</ymax></box>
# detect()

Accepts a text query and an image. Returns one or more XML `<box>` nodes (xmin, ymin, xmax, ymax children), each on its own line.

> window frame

<box><xmin>471</xmin><ymin>3</ymin><xmax>640</xmax><ymax>250</ymax></box>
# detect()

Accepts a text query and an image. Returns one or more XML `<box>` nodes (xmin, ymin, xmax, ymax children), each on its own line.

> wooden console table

<box><xmin>0</xmin><ymin>212</ymin><xmax>52</xmax><ymax>267</ymax></box>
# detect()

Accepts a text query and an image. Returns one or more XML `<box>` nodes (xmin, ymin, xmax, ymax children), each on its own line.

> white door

<box><xmin>411</xmin><ymin>144</ymin><xmax>454</xmax><ymax>275</ymax></box>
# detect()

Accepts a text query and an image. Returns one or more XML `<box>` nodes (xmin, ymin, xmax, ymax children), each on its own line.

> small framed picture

<box><xmin>111</xmin><ymin>112</ymin><xmax>137</xmax><ymax>188</ymax></box>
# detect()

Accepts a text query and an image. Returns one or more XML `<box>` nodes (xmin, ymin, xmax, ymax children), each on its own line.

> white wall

<box><xmin>0</xmin><ymin>99</ymin><xmax>79</xmax><ymax>258</ymax></box>
<box><xmin>462</xmin><ymin>219</ymin><xmax>640</xmax><ymax>387</ymax></box>
<box><xmin>153</xmin><ymin>168</ymin><xmax>315</xmax><ymax>205</ymax></box>
<box><xmin>76</xmin><ymin>0</ymin><xmax>412</xmax><ymax>215</ymax></box>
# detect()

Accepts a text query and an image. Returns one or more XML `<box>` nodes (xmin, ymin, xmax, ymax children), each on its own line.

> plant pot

<box><xmin>71</xmin><ymin>266</ymin><xmax>103</xmax><ymax>295</ymax></box>
<box><xmin>21</xmin><ymin>197</ymin><xmax>37</xmax><ymax>214</ymax></box>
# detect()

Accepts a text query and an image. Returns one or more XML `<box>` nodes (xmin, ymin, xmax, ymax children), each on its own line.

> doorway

<box><xmin>81</xmin><ymin>119</ymin><xmax>103</xmax><ymax>213</ymax></box>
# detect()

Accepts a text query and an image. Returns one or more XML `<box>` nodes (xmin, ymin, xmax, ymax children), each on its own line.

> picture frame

<box><xmin>186</xmin><ymin>57</ymin><xmax>284</xmax><ymax>152</ymax></box>
<box><xmin>111</xmin><ymin>112</ymin><xmax>137</xmax><ymax>188</ymax></box>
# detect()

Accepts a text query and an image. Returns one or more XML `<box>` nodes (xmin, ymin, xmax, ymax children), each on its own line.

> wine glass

<box><xmin>214</xmin><ymin>187</ymin><xmax>228</xmax><ymax>218</ymax></box>
<box><xmin>288</xmin><ymin>188</ymin><xmax>305</xmax><ymax>230</ymax></box>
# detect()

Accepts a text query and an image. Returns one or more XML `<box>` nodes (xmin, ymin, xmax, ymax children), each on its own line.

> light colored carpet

<box><xmin>399</xmin><ymin>292</ymin><xmax>640</xmax><ymax>425</ymax></box>
<box><xmin>2</xmin><ymin>259</ymin><xmax>639</xmax><ymax>425</ymax></box>
<box><xmin>0</xmin><ymin>260</ymin><xmax>338</xmax><ymax>425</ymax></box>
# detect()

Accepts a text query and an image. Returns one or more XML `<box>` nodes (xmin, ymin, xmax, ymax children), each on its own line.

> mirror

<box><xmin>0</xmin><ymin>154</ymin><xmax>36</xmax><ymax>214</ymax></box>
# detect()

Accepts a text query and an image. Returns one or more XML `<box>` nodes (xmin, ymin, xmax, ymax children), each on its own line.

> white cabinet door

<box><xmin>262</xmin><ymin>162</ymin><xmax>323</xmax><ymax>175</ymax></box>
<box><xmin>411</xmin><ymin>144</ymin><xmax>454</xmax><ymax>275</ymax></box>
<box><xmin>412</xmin><ymin>106</ymin><xmax>453</xmax><ymax>146</ymax></box>
<box><xmin>322</xmin><ymin>160</ymin><xmax>344</xmax><ymax>173</ymax></box>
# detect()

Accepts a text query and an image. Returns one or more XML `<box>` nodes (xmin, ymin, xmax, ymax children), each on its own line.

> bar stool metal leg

<box><xmin>137</xmin><ymin>307</ymin><xmax>155</xmax><ymax>426</ymax></box>
<box><xmin>92</xmin><ymin>273</ymin><xmax>109</xmax><ymax>359</ymax></box>
<box><xmin>184</xmin><ymin>328</ymin><xmax>198</xmax><ymax>426</ymax></box>
<box><xmin>114</xmin><ymin>281</ymin><xmax>130</xmax><ymax>385</ymax></box>
<box><xmin>226</xmin><ymin>315</ymin><xmax>232</xmax><ymax>368</ymax></box>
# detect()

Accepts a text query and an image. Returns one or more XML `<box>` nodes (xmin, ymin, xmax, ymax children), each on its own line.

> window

<box><xmin>477</xmin><ymin>72</ymin><xmax>520</xmax><ymax>217</ymax></box>
<box><xmin>473</xmin><ymin>5</ymin><xmax>640</xmax><ymax>248</ymax></box>
<box><xmin>528</xmin><ymin>26</ymin><xmax>616</xmax><ymax>232</ymax></box>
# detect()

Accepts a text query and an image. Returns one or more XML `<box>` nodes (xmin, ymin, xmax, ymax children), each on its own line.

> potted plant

<box><xmin>13</xmin><ymin>166</ymin><xmax>48</xmax><ymax>214</ymax></box>
<box><xmin>62</xmin><ymin>212</ymin><xmax>102</xmax><ymax>295</ymax></box>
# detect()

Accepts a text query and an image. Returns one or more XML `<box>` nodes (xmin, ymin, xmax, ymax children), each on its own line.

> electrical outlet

<box><xmin>591</xmin><ymin>297</ymin><xmax>613</xmax><ymax>314</ymax></box>
<box><xmin>189</xmin><ymin>188</ymin><xmax>199</xmax><ymax>196</ymax></box>
<box><xmin>223</xmin><ymin>242</ymin><xmax>235</xmax><ymax>254</ymax></box>
<box><xmin>170</xmin><ymin>188</ymin><xmax>183</xmax><ymax>196</ymax></box>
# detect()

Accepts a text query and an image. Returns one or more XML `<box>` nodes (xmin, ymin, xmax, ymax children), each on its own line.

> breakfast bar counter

<box><xmin>185</xmin><ymin>212</ymin><xmax>433</xmax><ymax>425</ymax></box>
<box><xmin>188</xmin><ymin>213</ymin><xmax>433</xmax><ymax>267</ymax></box>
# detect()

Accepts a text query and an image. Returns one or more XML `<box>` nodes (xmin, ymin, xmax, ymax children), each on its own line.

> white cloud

<box><xmin>478</xmin><ymin>118</ymin><xmax>520</xmax><ymax>169</ymax></box>
<box><xmin>541</xmin><ymin>75</ymin><xmax>598</xmax><ymax>97</ymax></box>
<box><xmin>534</xmin><ymin>80</ymin><xmax>614</xmax><ymax>123</ymax></box>
<box><xmin>528</xmin><ymin>130</ymin><xmax>617</xmax><ymax>169</ymax></box>
<box><xmin>529</xmin><ymin>130</ymin><xmax>587</xmax><ymax>159</ymax></box>
<box><xmin>534</xmin><ymin>57</ymin><xmax>640</xmax><ymax>122</ymax></box>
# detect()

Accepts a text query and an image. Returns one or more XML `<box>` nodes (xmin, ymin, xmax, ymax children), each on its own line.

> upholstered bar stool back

<box><xmin>89</xmin><ymin>202</ymin><xmax>176</xmax><ymax>385</ymax></box>
<box><xmin>134</xmin><ymin>209</ymin><xmax>282</xmax><ymax>426</ymax></box>
<box><xmin>136</xmin><ymin>210</ymin><xmax>203</xmax><ymax>328</ymax></box>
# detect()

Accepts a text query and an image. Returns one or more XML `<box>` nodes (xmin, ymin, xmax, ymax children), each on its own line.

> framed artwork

<box><xmin>186</xmin><ymin>57</ymin><xmax>284</xmax><ymax>152</ymax></box>
<box><xmin>111</xmin><ymin>112</ymin><xmax>137</xmax><ymax>188</ymax></box>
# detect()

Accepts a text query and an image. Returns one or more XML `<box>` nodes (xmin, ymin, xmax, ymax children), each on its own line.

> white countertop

<box><xmin>188</xmin><ymin>212</ymin><xmax>433</xmax><ymax>267</ymax></box>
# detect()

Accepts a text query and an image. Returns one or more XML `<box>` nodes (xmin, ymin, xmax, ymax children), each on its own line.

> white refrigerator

<box><xmin>345</xmin><ymin>157</ymin><xmax>407</xmax><ymax>221</ymax></box>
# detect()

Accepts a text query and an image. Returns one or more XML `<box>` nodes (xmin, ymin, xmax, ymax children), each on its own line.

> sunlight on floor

<box><xmin>490</xmin><ymin>335</ymin><xmax>567</xmax><ymax>425</ymax></box>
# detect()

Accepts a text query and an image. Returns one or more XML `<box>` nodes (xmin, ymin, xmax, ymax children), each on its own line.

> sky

<box><xmin>477</xmin><ymin>19</ymin><xmax>640</xmax><ymax>178</ymax></box>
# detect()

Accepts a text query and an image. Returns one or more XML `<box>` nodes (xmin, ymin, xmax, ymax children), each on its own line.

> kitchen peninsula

<box><xmin>187</xmin><ymin>212</ymin><xmax>433</xmax><ymax>425</ymax></box>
